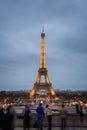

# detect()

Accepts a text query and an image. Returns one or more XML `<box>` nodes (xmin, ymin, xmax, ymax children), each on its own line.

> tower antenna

<box><xmin>42</xmin><ymin>26</ymin><xmax>44</xmax><ymax>32</ymax></box>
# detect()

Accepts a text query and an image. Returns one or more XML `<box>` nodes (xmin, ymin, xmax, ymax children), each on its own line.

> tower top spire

<box><xmin>42</xmin><ymin>26</ymin><xmax>44</xmax><ymax>32</ymax></box>
<box><xmin>41</xmin><ymin>26</ymin><xmax>45</xmax><ymax>37</ymax></box>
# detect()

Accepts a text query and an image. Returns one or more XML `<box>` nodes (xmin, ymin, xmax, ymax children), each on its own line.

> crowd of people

<box><xmin>33</xmin><ymin>102</ymin><xmax>67</xmax><ymax>130</ymax></box>
<box><xmin>35</xmin><ymin>101</ymin><xmax>84</xmax><ymax>130</ymax></box>
<box><xmin>0</xmin><ymin>105</ymin><xmax>15</xmax><ymax>130</ymax></box>
<box><xmin>0</xmin><ymin>101</ymin><xmax>84</xmax><ymax>130</ymax></box>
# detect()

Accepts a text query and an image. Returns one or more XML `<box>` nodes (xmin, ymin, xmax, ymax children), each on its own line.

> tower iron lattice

<box><xmin>29</xmin><ymin>30</ymin><xmax>56</xmax><ymax>99</ymax></box>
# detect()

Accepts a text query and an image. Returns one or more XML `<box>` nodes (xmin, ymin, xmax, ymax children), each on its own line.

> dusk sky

<box><xmin>0</xmin><ymin>0</ymin><xmax>87</xmax><ymax>91</ymax></box>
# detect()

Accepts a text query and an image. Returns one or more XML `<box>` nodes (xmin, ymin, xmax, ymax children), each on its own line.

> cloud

<box><xmin>0</xmin><ymin>0</ymin><xmax>87</xmax><ymax>90</ymax></box>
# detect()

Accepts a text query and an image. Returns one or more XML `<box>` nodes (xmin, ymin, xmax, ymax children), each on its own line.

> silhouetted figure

<box><xmin>76</xmin><ymin>103</ymin><xmax>79</xmax><ymax>114</ymax></box>
<box><xmin>78</xmin><ymin>102</ymin><xmax>84</xmax><ymax>122</ymax></box>
<box><xmin>79</xmin><ymin>105</ymin><xmax>84</xmax><ymax>121</ymax></box>
<box><xmin>9</xmin><ymin>105</ymin><xmax>15</xmax><ymax>130</ymax></box>
<box><xmin>59</xmin><ymin>104</ymin><xmax>67</xmax><ymax>129</ymax></box>
<box><xmin>76</xmin><ymin>102</ymin><xmax>84</xmax><ymax>122</ymax></box>
<box><xmin>23</xmin><ymin>105</ymin><xmax>31</xmax><ymax>130</ymax></box>
<box><xmin>45</xmin><ymin>104</ymin><xmax>52</xmax><ymax>130</ymax></box>
<box><xmin>36</xmin><ymin>102</ymin><xmax>44</xmax><ymax>130</ymax></box>
<box><xmin>0</xmin><ymin>107</ymin><xmax>5</xmax><ymax>130</ymax></box>
<box><xmin>4</xmin><ymin>107</ymin><xmax>13</xmax><ymax>130</ymax></box>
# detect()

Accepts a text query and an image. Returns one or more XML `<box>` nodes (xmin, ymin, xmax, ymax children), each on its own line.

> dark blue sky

<box><xmin>0</xmin><ymin>0</ymin><xmax>87</xmax><ymax>91</ymax></box>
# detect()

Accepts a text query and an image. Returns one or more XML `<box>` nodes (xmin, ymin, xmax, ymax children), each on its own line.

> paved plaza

<box><xmin>14</xmin><ymin>113</ymin><xmax>87</xmax><ymax>130</ymax></box>
<box><xmin>15</xmin><ymin>126</ymin><xmax>87</xmax><ymax>130</ymax></box>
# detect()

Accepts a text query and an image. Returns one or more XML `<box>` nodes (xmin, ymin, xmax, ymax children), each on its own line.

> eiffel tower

<box><xmin>29</xmin><ymin>29</ymin><xmax>56</xmax><ymax>99</ymax></box>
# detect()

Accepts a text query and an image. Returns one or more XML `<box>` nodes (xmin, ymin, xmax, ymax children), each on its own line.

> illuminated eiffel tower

<box><xmin>29</xmin><ymin>29</ymin><xmax>56</xmax><ymax>99</ymax></box>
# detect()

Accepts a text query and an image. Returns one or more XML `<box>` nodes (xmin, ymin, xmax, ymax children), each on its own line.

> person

<box><xmin>36</xmin><ymin>102</ymin><xmax>44</xmax><ymax>130</ymax></box>
<box><xmin>45</xmin><ymin>104</ymin><xmax>52</xmax><ymax>130</ymax></box>
<box><xmin>23</xmin><ymin>105</ymin><xmax>31</xmax><ymax>130</ymax></box>
<box><xmin>79</xmin><ymin>105</ymin><xmax>84</xmax><ymax>122</ymax></box>
<box><xmin>0</xmin><ymin>107</ymin><xmax>5</xmax><ymax>130</ymax></box>
<box><xmin>76</xmin><ymin>102</ymin><xmax>84</xmax><ymax>122</ymax></box>
<box><xmin>78</xmin><ymin>102</ymin><xmax>84</xmax><ymax>121</ymax></box>
<box><xmin>59</xmin><ymin>104</ymin><xmax>67</xmax><ymax>129</ymax></box>
<box><xmin>4</xmin><ymin>107</ymin><xmax>13</xmax><ymax>130</ymax></box>
<box><xmin>9</xmin><ymin>105</ymin><xmax>15</xmax><ymax>130</ymax></box>
<box><xmin>76</xmin><ymin>103</ymin><xmax>79</xmax><ymax>114</ymax></box>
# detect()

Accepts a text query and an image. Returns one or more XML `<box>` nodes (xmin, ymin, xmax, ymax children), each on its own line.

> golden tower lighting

<box><xmin>29</xmin><ymin>29</ymin><xmax>56</xmax><ymax>99</ymax></box>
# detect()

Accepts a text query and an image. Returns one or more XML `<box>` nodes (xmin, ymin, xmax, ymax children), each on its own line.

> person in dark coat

<box><xmin>4</xmin><ymin>107</ymin><xmax>13</xmax><ymax>130</ymax></box>
<box><xmin>0</xmin><ymin>107</ymin><xmax>5</xmax><ymax>130</ymax></box>
<box><xmin>78</xmin><ymin>102</ymin><xmax>84</xmax><ymax>122</ymax></box>
<box><xmin>76</xmin><ymin>102</ymin><xmax>84</xmax><ymax>121</ymax></box>
<box><xmin>23</xmin><ymin>105</ymin><xmax>31</xmax><ymax>130</ymax></box>
<box><xmin>9</xmin><ymin>105</ymin><xmax>15</xmax><ymax>130</ymax></box>
<box><xmin>76</xmin><ymin>103</ymin><xmax>79</xmax><ymax>113</ymax></box>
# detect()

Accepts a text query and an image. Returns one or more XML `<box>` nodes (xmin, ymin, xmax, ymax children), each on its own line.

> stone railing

<box><xmin>14</xmin><ymin>113</ymin><xmax>87</xmax><ymax>128</ymax></box>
